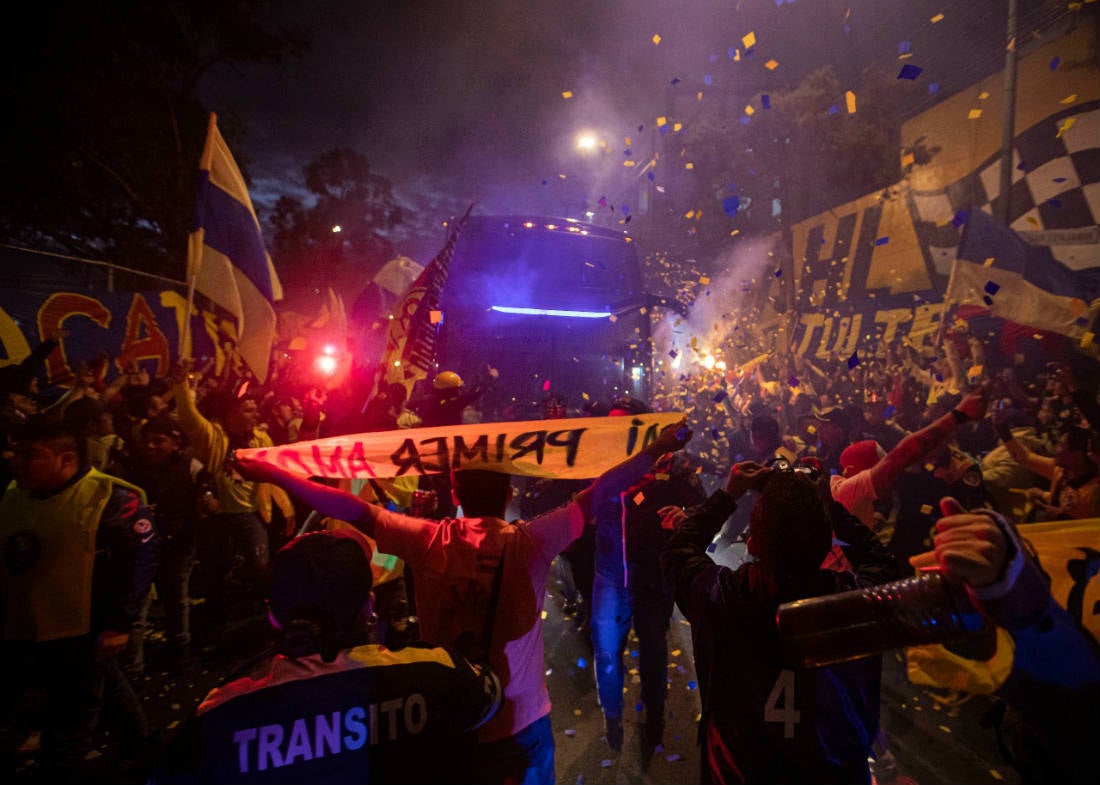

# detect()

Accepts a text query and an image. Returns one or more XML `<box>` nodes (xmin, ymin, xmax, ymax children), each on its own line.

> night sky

<box><xmin>197</xmin><ymin>0</ymin><xmax>1043</xmax><ymax>260</ymax></box>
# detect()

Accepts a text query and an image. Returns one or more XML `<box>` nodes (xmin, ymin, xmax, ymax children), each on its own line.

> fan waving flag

<box><xmin>943</xmin><ymin>210</ymin><xmax>1100</xmax><ymax>349</ymax></box>
<box><xmin>187</xmin><ymin>113</ymin><xmax>283</xmax><ymax>382</ymax></box>
<box><xmin>376</xmin><ymin>204</ymin><xmax>474</xmax><ymax>399</ymax></box>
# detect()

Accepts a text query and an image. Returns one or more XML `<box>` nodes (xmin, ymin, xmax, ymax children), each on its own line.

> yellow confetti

<box><xmin>429</xmin><ymin>310</ymin><xmax>443</xmax><ymax>324</ymax></box>
<box><xmin>990</xmin><ymin>769</ymin><xmax>1003</xmax><ymax>781</ymax></box>
<box><xmin>745</xmin><ymin>104</ymin><xmax>755</xmax><ymax>116</ymax></box>
<box><xmin>968</xmin><ymin>109</ymin><xmax>983</xmax><ymax>120</ymax></box>
<box><xmin>541</xmin><ymin>610</ymin><xmax>548</xmax><ymax>619</ymax></box>
<box><xmin>920</xmin><ymin>504</ymin><xmax>934</xmax><ymax>515</ymax></box>
<box><xmin>1060</xmin><ymin>94</ymin><xmax>1078</xmax><ymax>104</ymax></box>
<box><xmin>685</xmin><ymin>162</ymin><xmax>694</xmax><ymax>170</ymax></box>
<box><xmin>983</xmin><ymin>257</ymin><xmax>996</xmax><ymax>267</ymax></box>
<box><xmin>581</xmin><ymin>392</ymin><xmax>590</xmax><ymax>400</ymax></box>
<box><xmin>561</xmin><ymin>90</ymin><xmax>573</xmax><ymax>100</ymax></box>
<box><xmin>1081</xmin><ymin>331</ymin><xmax>1095</xmax><ymax>347</ymax></box>
<box><xmin>685</xmin><ymin>209</ymin><xmax>695</xmax><ymax>219</ymax></box>
<box><xmin>697</xmin><ymin>91</ymin><xmax>703</xmax><ymax>101</ymax></box>
<box><xmin>652</xmin><ymin>33</ymin><xmax>662</xmax><ymax>45</ymax></box>
<box><xmin>574</xmin><ymin>708</ymin><xmax>583</xmax><ymax>716</ymax></box>
<box><xmin>845</xmin><ymin>90</ymin><xmax>857</xmax><ymax>114</ymax></box>
<box><xmin>672</xmin><ymin>649</ymin><xmax>682</xmax><ymax>657</ymax></box>
<box><xmin>733</xmin><ymin>48</ymin><xmax>741</xmax><ymax>61</ymax></box>
<box><xmin>765</xmin><ymin>59</ymin><xmax>779</xmax><ymax>70</ymax></box>
<box><xmin>742</xmin><ymin>31</ymin><xmax>756</xmax><ymax>49</ymax></box>
<box><xmin>900</xmin><ymin>152</ymin><xmax>915</xmax><ymax>167</ymax></box>
<box><xmin>730</xmin><ymin>229</ymin><xmax>740</xmax><ymax>236</ymax></box>
<box><xmin>609</xmin><ymin>315</ymin><xmax>617</xmax><ymax>322</ymax></box>
<box><xmin>924</xmin><ymin>464</ymin><xmax>936</xmax><ymax>472</ymax></box>
<box><xmin>673</xmin><ymin>121</ymin><xmax>683</xmax><ymax>132</ymax></box>
<box><xmin>931</xmin><ymin>13</ymin><xmax>945</xmax><ymax>23</ymax></box>
<box><xmin>699</xmin><ymin>276</ymin><xmax>711</xmax><ymax>285</ymax></box>
<box><xmin>969</xmin><ymin>365</ymin><xmax>983</xmax><ymax>377</ymax></box>
<box><xmin>657</xmin><ymin>116</ymin><xmax>667</xmax><ymax>127</ymax></box>
<box><xmin>1032</xmin><ymin>332</ymin><xmax>1044</xmax><ymax>339</ymax></box>
<box><xmin>1056</xmin><ymin>117</ymin><xmax>1076</xmax><ymax>138</ymax></box>
<box><xmin>978</xmin><ymin>91</ymin><xmax>989</xmax><ymax>100</ymax></box>
<box><xmin>939</xmin><ymin>725</ymin><xmax>952</xmax><ymax>733</ymax></box>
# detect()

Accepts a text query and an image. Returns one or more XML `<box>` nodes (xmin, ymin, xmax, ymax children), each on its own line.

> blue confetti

<box><xmin>1050</xmin><ymin>56</ymin><xmax>1060</xmax><ymax>71</ymax></box>
<box><xmin>883</xmin><ymin>405</ymin><xmax>897</xmax><ymax>418</ymax></box>
<box><xmin>1053</xmin><ymin>177</ymin><xmax>1067</xmax><ymax>183</ymax></box>
<box><xmin>982</xmin><ymin>295</ymin><xmax>994</xmax><ymax>307</ymax></box>
<box><xmin>874</xmin><ymin>236</ymin><xmax>889</xmax><ymax>246</ymax></box>
<box><xmin>828</xmin><ymin>104</ymin><xmax>839</xmax><ymax>115</ymax></box>
<box><xmin>669</xmin><ymin>349</ymin><xmax>678</xmax><ymax>359</ymax></box>
<box><xmin>984</xmin><ymin>281</ymin><xmax>1001</xmax><ymax>295</ymax></box>
<box><xmin>704</xmin><ymin>74</ymin><xmax>713</xmax><ymax>86</ymax></box>
<box><xmin>774</xmin><ymin>268</ymin><xmax>782</xmax><ymax>277</ymax></box>
<box><xmin>952</xmin><ymin>209</ymin><xmax>970</xmax><ymax>228</ymax></box>
<box><xmin>706</xmin><ymin>542</ymin><xmax>718</xmax><ymax>553</ymax></box>
<box><xmin>647</xmin><ymin>172</ymin><xmax>655</xmax><ymax>181</ymax></box>
<box><xmin>635</xmin><ymin>702</ymin><xmax>644</xmax><ymax>712</ymax></box>
<box><xmin>1047</xmin><ymin>197</ymin><xmax>1063</xmax><ymax>208</ymax></box>
<box><xmin>728</xmin><ymin>47</ymin><xmax>737</xmax><ymax>59</ymax></box>
<box><xmin>897</xmin><ymin>63</ymin><xmax>923</xmax><ymax>80</ymax></box>
<box><xmin>623</xmin><ymin>148</ymin><xmax>632</xmax><ymax>156</ymax></box>
<box><xmin>687</xmin><ymin>680</ymin><xmax>698</xmax><ymax>690</ymax></box>
<box><xmin>710</xmin><ymin>427</ymin><xmax>720</xmax><ymax>440</ymax></box>
<box><xmin>722</xmin><ymin>196</ymin><xmax>741</xmax><ymax>216</ymax></box>
<box><xmin>709</xmin><ymin>53</ymin><xmax>719</xmax><ymax>62</ymax></box>
<box><xmin>928</xmin><ymin>82</ymin><xmax>939</xmax><ymax>94</ymax></box>
<box><xmin>761</xmin><ymin>93</ymin><xmax>771</xmax><ymax>109</ymax></box>
<box><xmin>713</xmin><ymin>389</ymin><xmax>729</xmax><ymax>403</ymax></box>
<box><xmin>847</xmin><ymin>351</ymin><xmax>860</xmax><ymax>369</ymax></box>
<box><xmin>577</xmin><ymin>657</ymin><xmax>587</xmax><ymax>669</ymax></box>
<box><xmin>788</xmin><ymin>376</ymin><xmax>800</xmax><ymax>386</ymax></box>
<box><xmin>631</xmin><ymin>650</ymin><xmax>639</xmax><ymax>658</ymax></box>
<box><xmin>670</xmin><ymin>77</ymin><xmax>681</xmax><ymax>85</ymax></box>
<box><xmin>740</xmin><ymin>116</ymin><xmax>751</xmax><ymax>125</ymax></box>
<box><xmin>898</xmin><ymin>41</ymin><xmax>911</xmax><ymax>54</ymax></box>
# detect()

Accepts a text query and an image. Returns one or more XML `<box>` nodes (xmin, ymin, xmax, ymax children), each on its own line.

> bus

<box><xmin>435</xmin><ymin>215</ymin><xmax>657</xmax><ymax>417</ymax></box>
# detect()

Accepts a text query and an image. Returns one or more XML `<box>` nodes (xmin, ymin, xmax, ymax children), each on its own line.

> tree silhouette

<box><xmin>272</xmin><ymin>148</ymin><xmax>402</xmax><ymax>311</ymax></box>
<box><xmin>0</xmin><ymin>0</ymin><xmax>308</xmax><ymax>281</ymax></box>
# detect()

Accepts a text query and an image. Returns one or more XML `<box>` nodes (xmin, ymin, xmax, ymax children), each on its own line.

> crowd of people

<box><xmin>0</xmin><ymin>320</ymin><xmax>1097</xmax><ymax>784</ymax></box>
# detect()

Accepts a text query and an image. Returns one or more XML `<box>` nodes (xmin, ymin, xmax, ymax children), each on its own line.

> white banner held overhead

<box><xmin>236</xmin><ymin>413</ymin><xmax>684</xmax><ymax>480</ymax></box>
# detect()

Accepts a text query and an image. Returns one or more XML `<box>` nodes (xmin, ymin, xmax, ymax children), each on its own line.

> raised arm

<box><xmin>232</xmin><ymin>454</ymin><xmax>381</xmax><ymax>535</ymax></box>
<box><xmin>573</xmin><ymin>419</ymin><xmax>692</xmax><ymax>521</ymax></box>
<box><xmin>867</xmin><ymin>390</ymin><xmax>988</xmax><ymax>497</ymax></box>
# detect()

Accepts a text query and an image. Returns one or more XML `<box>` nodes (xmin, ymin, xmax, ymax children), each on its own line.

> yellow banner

<box><xmin>907</xmin><ymin>517</ymin><xmax>1100</xmax><ymax>694</ymax></box>
<box><xmin>236</xmin><ymin>413</ymin><xmax>683</xmax><ymax>480</ymax></box>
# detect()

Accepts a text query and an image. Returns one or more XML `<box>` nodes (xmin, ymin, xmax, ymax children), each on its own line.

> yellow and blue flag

<box><xmin>188</xmin><ymin>113</ymin><xmax>282</xmax><ymax>382</ymax></box>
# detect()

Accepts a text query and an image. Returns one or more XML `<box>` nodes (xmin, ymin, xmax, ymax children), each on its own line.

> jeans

<box><xmin>196</xmin><ymin>512</ymin><xmax>269</xmax><ymax>634</ymax></box>
<box><xmin>591</xmin><ymin>571</ymin><xmax>675</xmax><ymax>721</ymax></box>
<box><xmin>472</xmin><ymin>714</ymin><xmax>555</xmax><ymax>785</ymax></box>
<box><xmin>125</xmin><ymin>534</ymin><xmax>196</xmax><ymax>678</ymax></box>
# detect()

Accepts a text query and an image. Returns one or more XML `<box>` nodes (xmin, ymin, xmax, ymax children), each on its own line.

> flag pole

<box><xmin>180</xmin><ymin>112</ymin><xmax>218</xmax><ymax>363</ymax></box>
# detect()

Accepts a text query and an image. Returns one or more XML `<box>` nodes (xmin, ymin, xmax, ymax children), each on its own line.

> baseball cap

<box><xmin>840</xmin><ymin>440</ymin><xmax>886</xmax><ymax>475</ymax></box>
<box><xmin>268</xmin><ymin>531</ymin><xmax>374</xmax><ymax>632</ymax></box>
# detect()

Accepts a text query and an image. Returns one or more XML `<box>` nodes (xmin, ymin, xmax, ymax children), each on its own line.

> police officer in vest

<box><xmin>0</xmin><ymin>417</ymin><xmax>159</xmax><ymax>781</ymax></box>
<box><xmin>151</xmin><ymin>530</ymin><xmax>502</xmax><ymax>784</ymax></box>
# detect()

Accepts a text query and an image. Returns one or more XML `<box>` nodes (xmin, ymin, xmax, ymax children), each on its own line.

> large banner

<box><xmin>236</xmin><ymin>412</ymin><xmax>683</xmax><ymax>480</ymax></box>
<box><xmin>771</xmin><ymin>25</ymin><xmax>1099</xmax><ymax>360</ymax></box>
<box><xmin>0</xmin><ymin>285</ymin><xmax>227</xmax><ymax>387</ymax></box>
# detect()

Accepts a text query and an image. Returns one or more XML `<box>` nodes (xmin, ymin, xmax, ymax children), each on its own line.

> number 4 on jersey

<box><xmin>764</xmin><ymin>669</ymin><xmax>801</xmax><ymax>739</ymax></box>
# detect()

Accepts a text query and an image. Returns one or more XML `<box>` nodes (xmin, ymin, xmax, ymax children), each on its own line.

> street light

<box><xmin>575</xmin><ymin>132</ymin><xmax>599</xmax><ymax>152</ymax></box>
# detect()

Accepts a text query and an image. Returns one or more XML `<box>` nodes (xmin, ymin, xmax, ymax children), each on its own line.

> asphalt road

<box><xmin>9</xmin><ymin>548</ymin><xmax>1023</xmax><ymax>785</ymax></box>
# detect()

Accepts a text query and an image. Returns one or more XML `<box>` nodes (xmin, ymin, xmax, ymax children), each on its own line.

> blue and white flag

<box><xmin>188</xmin><ymin>113</ymin><xmax>282</xmax><ymax>382</ymax></box>
<box><xmin>945</xmin><ymin>209</ymin><xmax>1100</xmax><ymax>347</ymax></box>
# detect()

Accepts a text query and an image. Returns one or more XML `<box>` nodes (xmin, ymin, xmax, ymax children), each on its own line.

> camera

<box><xmin>764</xmin><ymin>456</ymin><xmax>822</xmax><ymax>482</ymax></box>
